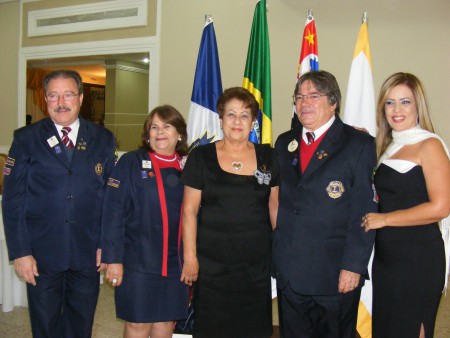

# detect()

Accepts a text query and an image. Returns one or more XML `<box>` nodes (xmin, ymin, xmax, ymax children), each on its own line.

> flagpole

<box><xmin>344</xmin><ymin>12</ymin><xmax>376</xmax><ymax>334</ymax></box>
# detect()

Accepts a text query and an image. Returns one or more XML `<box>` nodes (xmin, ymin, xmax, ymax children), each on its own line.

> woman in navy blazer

<box><xmin>101</xmin><ymin>105</ymin><xmax>189</xmax><ymax>338</ymax></box>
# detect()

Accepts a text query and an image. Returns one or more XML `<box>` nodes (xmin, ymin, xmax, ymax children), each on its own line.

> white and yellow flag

<box><xmin>344</xmin><ymin>12</ymin><xmax>376</xmax><ymax>338</ymax></box>
<box><xmin>343</xmin><ymin>12</ymin><xmax>376</xmax><ymax>137</ymax></box>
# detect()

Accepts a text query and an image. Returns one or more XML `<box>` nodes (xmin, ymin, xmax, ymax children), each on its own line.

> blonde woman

<box><xmin>363</xmin><ymin>73</ymin><xmax>450</xmax><ymax>338</ymax></box>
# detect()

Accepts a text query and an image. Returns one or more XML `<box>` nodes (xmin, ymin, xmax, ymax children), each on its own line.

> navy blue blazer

<box><xmin>272</xmin><ymin>117</ymin><xmax>377</xmax><ymax>295</ymax></box>
<box><xmin>101</xmin><ymin>149</ymin><xmax>184</xmax><ymax>275</ymax></box>
<box><xmin>2</xmin><ymin>117</ymin><xmax>116</xmax><ymax>271</ymax></box>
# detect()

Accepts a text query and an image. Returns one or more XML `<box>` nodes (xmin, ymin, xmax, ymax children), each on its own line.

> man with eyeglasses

<box><xmin>2</xmin><ymin>70</ymin><xmax>116</xmax><ymax>337</ymax></box>
<box><xmin>272</xmin><ymin>70</ymin><xmax>377</xmax><ymax>338</ymax></box>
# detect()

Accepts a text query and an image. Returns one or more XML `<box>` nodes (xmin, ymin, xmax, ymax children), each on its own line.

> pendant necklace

<box><xmin>231</xmin><ymin>161</ymin><xmax>243</xmax><ymax>171</ymax></box>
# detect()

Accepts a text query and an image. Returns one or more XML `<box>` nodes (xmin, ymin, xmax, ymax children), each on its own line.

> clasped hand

<box><xmin>361</xmin><ymin>213</ymin><xmax>386</xmax><ymax>232</ymax></box>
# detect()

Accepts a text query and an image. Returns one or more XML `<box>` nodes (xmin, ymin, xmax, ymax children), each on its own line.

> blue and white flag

<box><xmin>187</xmin><ymin>15</ymin><xmax>223</xmax><ymax>151</ymax></box>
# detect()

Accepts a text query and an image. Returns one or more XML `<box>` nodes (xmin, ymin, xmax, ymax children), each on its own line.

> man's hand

<box><xmin>14</xmin><ymin>255</ymin><xmax>39</xmax><ymax>286</ymax></box>
<box><xmin>96</xmin><ymin>248</ymin><xmax>107</xmax><ymax>272</ymax></box>
<box><xmin>105</xmin><ymin>263</ymin><xmax>124</xmax><ymax>287</ymax></box>
<box><xmin>338</xmin><ymin>269</ymin><xmax>361</xmax><ymax>294</ymax></box>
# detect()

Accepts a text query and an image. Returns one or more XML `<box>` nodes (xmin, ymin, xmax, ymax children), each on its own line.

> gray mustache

<box><xmin>54</xmin><ymin>106</ymin><xmax>71</xmax><ymax>112</ymax></box>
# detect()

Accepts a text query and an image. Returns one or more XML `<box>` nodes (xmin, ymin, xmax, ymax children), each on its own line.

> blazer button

<box><xmin>66</xmin><ymin>194</ymin><xmax>73</xmax><ymax>199</ymax></box>
<box><xmin>67</xmin><ymin>170</ymin><xmax>73</xmax><ymax>175</ymax></box>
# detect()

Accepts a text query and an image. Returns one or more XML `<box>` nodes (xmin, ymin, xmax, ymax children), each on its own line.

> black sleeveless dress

<box><xmin>181</xmin><ymin>142</ymin><xmax>278</xmax><ymax>338</ymax></box>
<box><xmin>372</xmin><ymin>162</ymin><xmax>445</xmax><ymax>338</ymax></box>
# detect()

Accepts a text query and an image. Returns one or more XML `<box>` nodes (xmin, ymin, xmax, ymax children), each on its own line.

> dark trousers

<box><xmin>278</xmin><ymin>283</ymin><xmax>361</xmax><ymax>338</ymax></box>
<box><xmin>27</xmin><ymin>267</ymin><xmax>100</xmax><ymax>338</ymax></box>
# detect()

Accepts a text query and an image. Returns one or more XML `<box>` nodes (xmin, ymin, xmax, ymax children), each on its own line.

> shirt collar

<box><xmin>55</xmin><ymin>118</ymin><xmax>80</xmax><ymax>144</ymax></box>
<box><xmin>302</xmin><ymin>115</ymin><xmax>335</xmax><ymax>143</ymax></box>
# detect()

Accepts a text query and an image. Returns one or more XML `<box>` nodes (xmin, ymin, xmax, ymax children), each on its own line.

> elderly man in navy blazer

<box><xmin>2</xmin><ymin>70</ymin><xmax>116</xmax><ymax>337</ymax></box>
<box><xmin>273</xmin><ymin>70</ymin><xmax>377</xmax><ymax>338</ymax></box>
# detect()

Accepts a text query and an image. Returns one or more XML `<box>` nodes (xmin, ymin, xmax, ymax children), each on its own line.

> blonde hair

<box><xmin>376</xmin><ymin>72</ymin><xmax>434</xmax><ymax>159</ymax></box>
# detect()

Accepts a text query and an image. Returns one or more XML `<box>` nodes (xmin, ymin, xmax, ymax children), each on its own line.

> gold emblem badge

<box><xmin>326</xmin><ymin>181</ymin><xmax>345</xmax><ymax>199</ymax></box>
<box><xmin>95</xmin><ymin>163</ymin><xmax>103</xmax><ymax>175</ymax></box>
<box><xmin>288</xmin><ymin>139</ymin><xmax>298</xmax><ymax>152</ymax></box>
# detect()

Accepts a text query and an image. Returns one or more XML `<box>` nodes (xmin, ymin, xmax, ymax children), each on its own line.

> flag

<box><xmin>344</xmin><ymin>12</ymin><xmax>376</xmax><ymax>338</ymax></box>
<box><xmin>242</xmin><ymin>0</ymin><xmax>272</xmax><ymax>145</ymax></box>
<box><xmin>291</xmin><ymin>10</ymin><xmax>319</xmax><ymax>129</ymax></box>
<box><xmin>297</xmin><ymin>11</ymin><xmax>319</xmax><ymax>78</ymax></box>
<box><xmin>187</xmin><ymin>15</ymin><xmax>223</xmax><ymax>151</ymax></box>
<box><xmin>343</xmin><ymin>12</ymin><xmax>376</xmax><ymax>137</ymax></box>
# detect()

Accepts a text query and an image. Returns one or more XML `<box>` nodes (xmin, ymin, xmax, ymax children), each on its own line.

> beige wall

<box><xmin>104</xmin><ymin>65</ymin><xmax>149</xmax><ymax>151</ymax></box>
<box><xmin>1</xmin><ymin>0</ymin><xmax>449</xmax><ymax>152</ymax></box>
<box><xmin>0</xmin><ymin>1</ymin><xmax>20</xmax><ymax>151</ymax></box>
<box><xmin>160</xmin><ymin>0</ymin><xmax>450</xmax><ymax>144</ymax></box>
<box><xmin>159</xmin><ymin>0</ymin><xmax>450</xmax><ymax>146</ymax></box>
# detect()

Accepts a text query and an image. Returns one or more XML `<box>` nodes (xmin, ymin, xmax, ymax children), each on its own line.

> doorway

<box><xmin>18</xmin><ymin>37</ymin><xmax>160</xmax><ymax>152</ymax></box>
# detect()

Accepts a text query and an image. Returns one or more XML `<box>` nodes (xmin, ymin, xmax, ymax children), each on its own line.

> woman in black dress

<box><xmin>363</xmin><ymin>73</ymin><xmax>450</xmax><ymax>338</ymax></box>
<box><xmin>102</xmin><ymin>106</ymin><xmax>189</xmax><ymax>338</ymax></box>
<box><xmin>180</xmin><ymin>87</ymin><xmax>279</xmax><ymax>338</ymax></box>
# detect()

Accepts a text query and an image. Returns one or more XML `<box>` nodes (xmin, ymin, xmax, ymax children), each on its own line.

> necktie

<box><xmin>61</xmin><ymin>127</ymin><xmax>74</xmax><ymax>150</ymax></box>
<box><xmin>306</xmin><ymin>131</ymin><xmax>315</xmax><ymax>145</ymax></box>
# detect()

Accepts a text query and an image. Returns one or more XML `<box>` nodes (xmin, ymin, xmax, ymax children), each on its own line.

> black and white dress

<box><xmin>372</xmin><ymin>159</ymin><xmax>445</xmax><ymax>338</ymax></box>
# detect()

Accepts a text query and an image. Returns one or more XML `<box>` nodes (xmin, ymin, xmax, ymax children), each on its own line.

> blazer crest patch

<box><xmin>107</xmin><ymin>177</ymin><xmax>120</xmax><ymax>188</ymax></box>
<box><xmin>326</xmin><ymin>180</ymin><xmax>345</xmax><ymax>199</ymax></box>
<box><xmin>95</xmin><ymin>163</ymin><xmax>103</xmax><ymax>175</ymax></box>
<box><xmin>6</xmin><ymin>157</ymin><xmax>15</xmax><ymax>166</ymax></box>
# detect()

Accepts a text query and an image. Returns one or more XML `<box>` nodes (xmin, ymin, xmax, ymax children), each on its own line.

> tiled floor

<box><xmin>1</xmin><ymin>281</ymin><xmax>449</xmax><ymax>337</ymax></box>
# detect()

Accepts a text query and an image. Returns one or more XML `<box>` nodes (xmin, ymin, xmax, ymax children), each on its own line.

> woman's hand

<box><xmin>361</xmin><ymin>212</ymin><xmax>387</xmax><ymax>232</ymax></box>
<box><xmin>180</xmin><ymin>256</ymin><xmax>199</xmax><ymax>286</ymax></box>
<box><xmin>105</xmin><ymin>263</ymin><xmax>124</xmax><ymax>287</ymax></box>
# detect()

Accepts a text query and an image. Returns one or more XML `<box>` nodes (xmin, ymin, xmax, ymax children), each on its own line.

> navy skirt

<box><xmin>115</xmin><ymin>268</ymin><xmax>189</xmax><ymax>323</ymax></box>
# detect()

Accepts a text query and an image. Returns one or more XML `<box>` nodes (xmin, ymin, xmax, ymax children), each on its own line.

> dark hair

<box><xmin>141</xmin><ymin>105</ymin><xmax>188</xmax><ymax>156</ymax></box>
<box><xmin>216</xmin><ymin>87</ymin><xmax>259</xmax><ymax>120</ymax></box>
<box><xmin>294</xmin><ymin>70</ymin><xmax>341</xmax><ymax>114</ymax></box>
<box><xmin>43</xmin><ymin>70</ymin><xmax>84</xmax><ymax>94</ymax></box>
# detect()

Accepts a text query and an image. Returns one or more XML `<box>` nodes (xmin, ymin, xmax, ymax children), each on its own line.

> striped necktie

<box><xmin>306</xmin><ymin>131</ymin><xmax>315</xmax><ymax>145</ymax></box>
<box><xmin>61</xmin><ymin>127</ymin><xmax>74</xmax><ymax>150</ymax></box>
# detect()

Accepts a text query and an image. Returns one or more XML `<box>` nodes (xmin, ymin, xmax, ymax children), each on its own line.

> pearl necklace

<box><xmin>154</xmin><ymin>154</ymin><xmax>177</xmax><ymax>162</ymax></box>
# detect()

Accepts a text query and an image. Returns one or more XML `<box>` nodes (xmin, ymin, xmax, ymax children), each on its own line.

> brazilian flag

<box><xmin>243</xmin><ymin>0</ymin><xmax>272</xmax><ymax>145</ymax></box>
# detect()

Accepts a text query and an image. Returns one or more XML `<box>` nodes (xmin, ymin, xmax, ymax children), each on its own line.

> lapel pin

<box><xmin>288</xmin><ymin>139</ymin><xmax>298</xmax><ymax>152</ymax></box>
<box><xmin>316</xmin><ymin>150</ymin><xmax>328</xmax><ymax>160</ymax></box>
<box><xmin>76</xmin><ymin>139</ymin><xmax>87</xmax><ymax>151</ymax></box>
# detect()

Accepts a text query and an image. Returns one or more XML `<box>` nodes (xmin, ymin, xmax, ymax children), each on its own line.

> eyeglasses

<box><xmin>294</xmin><ymin>93</ymin><xmax>327</xmax><ymax>103</ymax></box>
<box><xmin>46</xmin><ymin>92</ymin><xmax>80</xmax><ymax>102</ymax></box>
